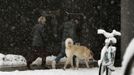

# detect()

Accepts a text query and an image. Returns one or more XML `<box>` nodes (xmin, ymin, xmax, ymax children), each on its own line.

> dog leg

<box><xmin>76</xmin><ymin>58</ymin><xmax>79</xmax><ymax>70</ymax></box>
<box><xmin>85</xmin><ymin>59</ymin><xmax>89</xmax><ymax>68</ymax></box>
<box><xmin>70</xmin><ymin>57</ymin><xmax>74</xmax><ymax>69</ymax></box>
<box><xmin>64</xmin><ymin>57</ymin><xmax>70</xmax><ymax>70</ymax></box>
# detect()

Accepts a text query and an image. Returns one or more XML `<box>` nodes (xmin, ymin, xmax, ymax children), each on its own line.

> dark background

<box><xmin>0</xmin><ymin>0</ymin><xmax>120</xmax><ymax>66</ymax></box>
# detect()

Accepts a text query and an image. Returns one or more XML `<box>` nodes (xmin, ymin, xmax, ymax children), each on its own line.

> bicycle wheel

<box><xmin>106</xmin><ymin>66</ymin><xmax>111</xmax><ymax>75</ymax></box>
<box><xmin>99</xmin><ymin>63</ymin><xmax>105</xmax><ymax>75</ymax></box>
<box><xmin>124</xmin><ymin>55</ymin><xmax>134</xmax><ymax>75</ymax></box>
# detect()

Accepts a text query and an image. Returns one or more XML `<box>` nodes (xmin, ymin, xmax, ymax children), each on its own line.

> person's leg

<box><xmin>52</xmin><ymin>52</ymin><xmax>66</xmax><ymax>69</ymax></box>
<box><xmin>41</xmin><ymin>57</ymin><xmax>46</xmax><ymax>66</ymax></box>
<box><xmin>55</xmin><ymin>52</ymin><xmax>66</xmax><ymax>62</ymax></box>
<box><xmin>26</xmin><ymin>47</ymin><xmax>39</xmax><ymax>69</ymax></box>
<box><xmin>41</xmin><ymin>56</ymin><xmax>50</xmax><ymax>69</ymax></box>
<box><xmin>40</xmin><ymin>48</ymin><xmax>50</xmax><ymax>69</ymax></box>
<box><xmin>26</xmin><ymin>54</ymin><xmax>38</xmax><ymax>69</ymax></box>
<box><xmin>55</xmin><ymin>40</ymin><xmax>66</xmax><ymax>63</ymax></box>
<box><xmin>52</xmin><ymin>41</ymin><xmax>66</xmax><ymax>69</ymax></box>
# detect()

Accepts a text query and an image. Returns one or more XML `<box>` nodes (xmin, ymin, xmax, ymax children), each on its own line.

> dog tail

<box><xmin>88</xmin><ymin>51</ymin><xmax>98</xmax><ymax>63</ymax></box>
<box><xmin>88</xmin><ymin>49</ymin><xmax>96</xmax><ymax>61</ymax></box>
<box><xmin>65</xmin><ymin>38</ymin><xmax>74</xmax><ymax>48</ymax></box>
<box><xmin>75</xmin><ymin>43</ymin><xmax>80</xmax><ymax>46</ymax></box>
<box><xmin>90</xmin><ymin>50</ymin><xmax>94</xmax><ymax>56</ymax></box>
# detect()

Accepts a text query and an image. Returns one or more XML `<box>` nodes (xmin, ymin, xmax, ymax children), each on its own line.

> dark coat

<box><xmin>32</xmin><ymin>23</ymin><xmax>47</xmax><ymax>48</ymax></box>
<box><xmin>62</xmin><ymin>20</ymin><xmax>78</xmax><ymax>41</ymax></box>
<box><xmin>60</xmin><ymin>20</ymin><xmax>78</xmax><ymax>53</ymax></box>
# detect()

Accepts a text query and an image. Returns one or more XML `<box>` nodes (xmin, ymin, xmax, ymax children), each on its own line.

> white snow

<box><xmin>0</xmin><ymin>53</ymin><xmax>5</xmax><ymax>67</ymax></box>
<box><xmin>0</xmin><ymin>67</ymin><xmax>122</xmax><ymax>75</ymax></box>
<box><xmin>32</xmin><ymin>57</ymin><xmax>42</xmax><ymax>66</ymax></box>
<box><xmin>0</xmin><ymin>53</ymin><xmax>67</xmax><ymax>68</ymax></box>
<box><xmin>3</xmin><ymin>54</ymin><xmax>26</xmax><ymax>67</ymax></box>
<box><xmin>0</xmin><ymin>54</ymin><xmax>27</xmax><ymax>67</ymax></box>
<box><xmin>0</xmin><ymin>29</ymin><xmax>125</xmax><ymax>75</ymax></box>
<box><xmin>32</xmin><ymin>56</ymin><xmax>66</xmax><ymax>66</ymax></box>
<box><xmin>0</xmin><ymin>53</ymin><xmax>123</xmax><ymax>75</ymax></box>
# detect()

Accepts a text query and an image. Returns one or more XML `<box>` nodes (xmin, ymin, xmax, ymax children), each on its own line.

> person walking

<box><xmin>52</xmin><ymin>17</ymin><xmax>79</xmax><ymax>69</ymax></box>
<box><xmin>27</xmin><ymin>16</ymin><xmax>48</xmax><ymax>69</ymax></box>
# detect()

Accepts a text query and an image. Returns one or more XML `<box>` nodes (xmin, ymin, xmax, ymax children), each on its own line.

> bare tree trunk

<box><xmin>121</xmin><ymin>0</ymin><xmax>134</xmax><ymax>58</ymax></box>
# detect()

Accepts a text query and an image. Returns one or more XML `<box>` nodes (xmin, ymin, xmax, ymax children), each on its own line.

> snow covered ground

<box><xmin>0</xmin><ymin>31</ymin><xmax>129</xmax><ymax>75</ymax></box>
<box><xmin>0</xmin><ymin>54</ymin><xmax>123</xmax><ymax>75</ymax></box>
<box><xmin>0</xmin><ymin>54</ymin><xmax>66</xmax><ymax>68</ymax></box>
<box><xmin>0</xmin><ymin>67</ymin><xmax>122</xmax><ymax>75</ymax></box>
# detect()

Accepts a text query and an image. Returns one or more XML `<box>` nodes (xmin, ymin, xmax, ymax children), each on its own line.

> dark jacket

<box><xmin>32</xmin><ymin>23</ymin><xmax>47</xmax><ymax>48</ymax></box>
<box><xmin>59</xmin><ymin>20</ymin><xmax>78</xmax><ymax>53</ymax></box>
<box><xmin>62</xmin><ymin>20</ymin><xmax>78</xmax><ymax>41</ymax></box>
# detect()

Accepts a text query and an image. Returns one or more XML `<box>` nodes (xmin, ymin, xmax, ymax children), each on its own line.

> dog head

<box><xmin>65</xmin><ymin>38</ymin><xmax>74</xmax><ymax>48</ymax></box>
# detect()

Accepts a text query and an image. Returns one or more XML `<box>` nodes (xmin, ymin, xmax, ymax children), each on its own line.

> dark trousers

<box><xmin>55</xmin><ymin>52</ymin><xmax>76</xmax><ymax>66</ymax></box>
<box><xmin>55</xmin><ymin>30</ymin><xmax>78</xmax><ymax>65</ymax></box>
<box><xmin>26</xmin><ymin>46</ymin><xmax>48</xmax><ymax>69</ymax></box>
<box><xmin>55</xmin><ymin>41</ymin><xmax>66</xmax><ymax>63</ymax></box>
<box><xmin>55</xmin><ymin>41</ymin><xmax>76</xmax><ymax>65</ymax></box>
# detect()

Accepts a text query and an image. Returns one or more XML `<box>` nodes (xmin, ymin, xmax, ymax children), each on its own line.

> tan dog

<box><xmin>64</xmin><ymin>38</ymin><xmax>94</xmax><ymax>70</ymax></box>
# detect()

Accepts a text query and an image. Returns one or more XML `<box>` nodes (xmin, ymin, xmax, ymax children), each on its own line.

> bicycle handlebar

<box><xmin>97</xmin><ymin>29</ymin><xmax>121</xmax><ymax>38</ymax></box>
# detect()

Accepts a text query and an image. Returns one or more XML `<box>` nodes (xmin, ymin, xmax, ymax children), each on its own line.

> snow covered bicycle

<box><xmin>122</xmin><ymin>38</ymin><xmax>134</xmax><ymax>75</ymax></box>
<box><xmin>97</xmin><ymin>29</ymin><xmax>121</xmax><ymax>75</ymax></box>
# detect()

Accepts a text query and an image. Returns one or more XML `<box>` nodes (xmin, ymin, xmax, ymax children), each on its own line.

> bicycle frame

<box><xmin>97</xmin><ymin>29</ymin><xmax>121</xmax><ymax>75</ymax></box>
